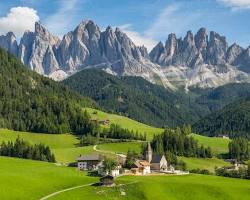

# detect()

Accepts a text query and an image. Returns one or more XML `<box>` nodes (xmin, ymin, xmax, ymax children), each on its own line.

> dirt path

<box><xmin>39</xmin><ymin>183</ymin><xmax>95</xmax><ymax>200</ymax></box>
<box><xmin>93</xmin><ymin>145</ymin><xmax>127</xmax><ymax>158</ymax></box>
<box><xmin>39</xmin><ymin>180</ymin><xmax>138</xmax><ymax>200</ymax></box>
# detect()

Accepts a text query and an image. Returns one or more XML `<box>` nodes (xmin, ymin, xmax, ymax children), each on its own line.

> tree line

<box><xmin>150</xmin><ymin>127</ymin><xmax>212</xmax><ymax>158</ymax></box>
<box><xmin>80</xmin><ymin>123</ymin><xmax>147</xmax><ymax>146</ymax></box>
<box><xmin>0</xmin><ymin>137</ymin><xmax>55</xmax><ymax>162</ymax></box>
<box><xmin>228</xmin><ymin>137</ymin><xmax>250</xmax><ymax>161</ymax></box>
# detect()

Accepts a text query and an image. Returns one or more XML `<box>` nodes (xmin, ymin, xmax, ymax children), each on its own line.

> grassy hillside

<box><xmin>190</xmin><ymin>134</ymin><xmax>229</xmax><ymax>155</ymax></box>
<box><xmin>1</xmin><ymin>156</ymin><xmax>249</xmax><ymax>200</ymax></box>
<box><xmin>179</xmin><ymin>157</ymin><xmax>230</xmax><ymax>172</ymax></box>
<box><xmin>51</xmin><ymin>175</ymin><xmax>250</xmax><ymax>200</ymax></box>
<box><xmin>0</xmin><ymin>129</ymin><xmax>78</xmax><ymax>149</ymax></box>
<box><xmin>0</xmin><ymin>156</ymin><xmax>98</xmax><ymax>200</ymax></box>
<box><xmin>193</xmin><ymin>97</ymin><xmax>250</xmax><ymax>138</ymax></box>
<box><xmin>85</xmin><ymin>107</ymin><xmax>163</xmax><ymax>139</ymax></box>
<box><xmin>96</xmin><ymin>142</ymin><xmax>143</xmax><ymax>154</ymax></box>
<box><xmin>0</xmin><ymin>129</ymin><xmax>96</xmax><ymax>163</ymax></box>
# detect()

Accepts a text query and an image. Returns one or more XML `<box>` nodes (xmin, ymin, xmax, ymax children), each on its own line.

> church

<box><xmin>145</xmin><ymin>142</ymin><xmax>168</xmax><ymax>171</ymax></box>
<box><xmin>131</xmin><ymin>142</ymin><xmax>168</xmax><ymax>174</ymax></box>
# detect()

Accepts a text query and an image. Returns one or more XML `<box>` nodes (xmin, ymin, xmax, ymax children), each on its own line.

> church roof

<box><xmin>151</xmin><ymin>155</ymin><xmax>165</xmax><ymax>163</ymax></box>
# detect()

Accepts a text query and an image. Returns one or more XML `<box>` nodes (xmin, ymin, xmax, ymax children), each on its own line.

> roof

<box><xmin>133</xmin><ymin>160</ymin><xmax>150</xmax><ymax>168</ymax></box>
<box><xmin>77</xmin><ymin>154</ymin><xmax>102</xmax><ymax>161</ymax></box>
<box><xmin>151</xmin><ymin>155</ymin><xmax>165</xmax><ymax>163</ymax></box>
<box><xmin>100</xmin><ymin>175</ymin><xmax>114</xmax><ymax>181</ymax></box>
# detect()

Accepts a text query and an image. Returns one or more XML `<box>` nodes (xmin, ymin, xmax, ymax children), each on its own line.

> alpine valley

<box><xmin>0</xmin><ymin>11</ymin><xmax>250</xmax><ymax>200</ymax></box>
<box><xmin>1</xmin><ymin>20</ymin><xmax>250</xmax><ymax>90</ymax></box>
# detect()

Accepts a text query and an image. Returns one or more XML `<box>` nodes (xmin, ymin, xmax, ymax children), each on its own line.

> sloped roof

<box><xmin>133</xmin><ymin>160</ymin><xmax>150</xmax><ymax>168</ymax></box>
<box><xmin>77</xmin><ymin>154</ymin><xmax>102</xmax><ymax>161</ymax></box>
<box><xmin>151</xmin><ymin>155</ymin><xmax>165</xmax><ymax>163</ymax></box>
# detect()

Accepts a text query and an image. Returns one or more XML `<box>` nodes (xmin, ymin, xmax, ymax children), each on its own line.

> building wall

<box><xmin>143</xmin><ymin>166</ymin><xmax>151</xmax><ymax>175</ymax></box>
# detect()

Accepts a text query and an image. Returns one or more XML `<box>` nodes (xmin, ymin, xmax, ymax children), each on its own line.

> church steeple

<box><xmin>145</xmin><ymin>142</ymin><xmax>152</xmax><ymax>163</ymax></box>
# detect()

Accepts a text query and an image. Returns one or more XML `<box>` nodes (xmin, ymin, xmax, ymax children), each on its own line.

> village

<box><xmin>76</xmin><ymin>142</ymin><xmax>189</xmax><ymax>185</ymax></box>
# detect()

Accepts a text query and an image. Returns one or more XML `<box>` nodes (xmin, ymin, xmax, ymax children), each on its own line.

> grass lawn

<box><xmin>50</xmin><ymin>175</ymin><xmax>250</xmax><ymax>200</ymax></box>
<box><xmin>192</xmin><ymin>134</ymin><xmax>230</xmax><ymax>155</ymax></box>
<box><xmin>179</xmin><ymin>157</ymin><xmax>231</xmax><ymax>172</ymax></box>
<box><xmin>85</xmin><ymin>108</ymin><xmax>163</xmax><ymax>140</ymax></box>
<box><xmin>96</xmin><ymin>142</ymin><xmax>143</xmax><ymax>154</ymax></box>
<box><xmin>0</xmin><ymin>129</ymin><xmax>79</xmax><ymax>149</ymax></box>
<box><xmin>53</xmin><ymin>146</ymin><xmax>95</xmax><ymax>163</ymax></box>
<box><xmin>0</xmin><ymin>156</ymin><xmax>98</xmax><ymax>200</ymax></box>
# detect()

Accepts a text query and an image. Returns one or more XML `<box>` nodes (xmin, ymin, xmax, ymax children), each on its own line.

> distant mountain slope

<box><xmin>193</xmin><ymin>97</ymin><xmax>250</xmax><ymax>138</ymax></box>
<box><xmin>192</xmin><ymin>83</ymin><xmax>250</xmax><ymax>113</ymax></box>
<box><xmin>0</xmin><ymin>48</ymin><xmax>95</xmax><ymax>134</ymax></box>
<box><xmin>63</xmin><ymin>69</ymin><xmax>207</xmax><ymax>128</ymax></box>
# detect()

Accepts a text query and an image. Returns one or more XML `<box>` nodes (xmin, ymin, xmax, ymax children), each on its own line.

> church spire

<box><xmin>145</xmin><ymin>142</ymin><xmax>152</xmax><ymax>163</ymax></box>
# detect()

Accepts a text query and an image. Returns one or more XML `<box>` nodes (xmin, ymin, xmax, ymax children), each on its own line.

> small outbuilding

<box><xmin>100</xmin><ymin>175</ymin><xmax>114</xmax><ymax>186</ymax></box>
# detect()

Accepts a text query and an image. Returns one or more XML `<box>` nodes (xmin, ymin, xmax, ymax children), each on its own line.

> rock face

<box><xmin>18</xmin><ymin>22</ymin><xmax>60</xmax><ymax>74</ymax></box>
<box><xmin>1</xmin><ymin>20</ymin><xmax>250</xmax><ymax>90</ymax></box>
<box><xmin>0</xmin><ymin>32</ymin><xmax>18</xmax><ymax>56</ymax></box>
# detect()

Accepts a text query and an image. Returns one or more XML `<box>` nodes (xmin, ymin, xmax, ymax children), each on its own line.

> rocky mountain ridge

<box><xmin>1</xmin><ymin>20</ymin><xmax>250</xmax><ymax>90</ymax></box>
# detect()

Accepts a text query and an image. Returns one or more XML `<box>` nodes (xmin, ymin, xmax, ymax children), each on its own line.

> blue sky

<box><xmin>0</xmin><ymin>0</ymin><xmax>250</xmax><ymax>50</ymax></box>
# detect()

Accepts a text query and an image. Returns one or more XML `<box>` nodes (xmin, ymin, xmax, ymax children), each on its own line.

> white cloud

<box><xmin>217</xmin><ymin>0</ymin><xmax>250</xmax><ymax>10</ymax></box>
<box><xmin>118</xmin><ymin>24</ymin><xmax>157</xmax><ymax>51</ymax></box>
<box><xmin>0</xmin><ymin>7</ymin><xmax>39</xmax><ymax>37</ymax></box>
<box><xmin>44</xmin><ymin>0</ymin><xmax>80</xmax><ymax>37</ymax></box>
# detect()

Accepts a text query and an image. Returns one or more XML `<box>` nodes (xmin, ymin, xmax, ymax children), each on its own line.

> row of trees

<box><xmin>80</xmin><ymin>123</ymin><xmax>147</xmax><ymax>146</ymax></box>
<box><xmin>228</xmin><ymin>137</ymin><xmax>250</xmax><ymax>161</ymax></box>
<box><xmin>0</xmin><ymin>137</ymin><xmax>55</xmax><ymax>162</ymax></box>
<box><xmin>103</xmin><ymin>124</ymin><xmax>147</xmax><ymax>141</ymax></box>
<box><xmin>150</xmin><ymin>128</ymin><xmax>212</xmax><ymax>158</ymax></box>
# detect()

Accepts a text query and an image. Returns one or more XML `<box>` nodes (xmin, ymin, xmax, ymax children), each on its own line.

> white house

<box><xmin>77</xmin><ymin>154</ymin><xmax>103</xmax><ymax>170</ymax></box>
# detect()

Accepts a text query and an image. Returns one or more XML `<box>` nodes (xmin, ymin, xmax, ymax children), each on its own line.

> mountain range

<box><xmin>1</xmin><ymin>20</ymin><xmax>250</xmax><ymax>90</ymax></box>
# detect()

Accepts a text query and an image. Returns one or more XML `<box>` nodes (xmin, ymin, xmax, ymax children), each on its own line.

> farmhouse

<box><xmin>77</xmin><ymin>154</ymin><xmax>103</xmax><ymax>170</ymax></box>
<box><xmin>131</xmin><ymin>160</ymin><xmax>151</xmax><ymax>175</ymax></box>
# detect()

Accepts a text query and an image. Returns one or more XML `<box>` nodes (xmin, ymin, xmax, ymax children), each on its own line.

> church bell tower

<box><xmin>145</xmin><ymin>142</ymin><xmax>152</xmax><ymax>163</ymax></box>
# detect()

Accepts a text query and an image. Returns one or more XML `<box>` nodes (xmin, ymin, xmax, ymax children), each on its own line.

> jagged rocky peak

<box><xmin>139</xmin><ymin>45</ymin><xmax>149</xmax><ymax>59</ymax></box>
<box><xmin>226</xmin><ymin>43</ymin><xmax>244</xmax><ymax>64</ymax></box>
<box><xmin>194</xmin><ymin>27</ymin><xmax>208</xmax><ymax>52</ymax></box>
<box><xmin>233</xmin><ymin>46</ymin><xmax>250</xmax><ymax>73</ymax></box>
<box><xmin>0</xmin><ymin>31</ymin><xmax>18</xmax><ymax>56</ymax></box>
<box><xmin>206</xmin><ymin>31</ymin><xmax>228</xmax><ymax>65</ymax></box>
<box><xmin>165</xmin><ymin>33</ymin><xmax>178</xmax><ymax>56</ymax></box>
<box><xmin>35</xmin><ymin>22</ymin><xmax>60</xmax><ymax>46</ymax></box>
<box><xmin>149</xmin><ymin>41</ymin><xmax>164</xmax><ymax>61</ymax></box>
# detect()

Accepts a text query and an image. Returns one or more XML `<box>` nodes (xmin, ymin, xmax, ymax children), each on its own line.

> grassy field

<box><xmin>96</xmin><ymin>142</ymin><xmax>143</xmax><ymax>154</ymax></box>
<box><xmin>85</xmin><ymin>108</ymin><xmax>163</xmax><ymax>139</ymax></box>
<box><xmin>191</xmin><ymin>134</ymin><xmax>229</xmax><ymax>155</ymax></box>
<box><xmin>0</xmin><ymin>129</ymin><xmax>78</xmax><ymax>149</ymax></box>
<box><xmin>179</xmin><ymin>157</ymin><xmax>231</xmax><ymax>172</ymax></box>
<box><xmin>50</xmin><ymin>175</ymin><xmax>250</xmax><ymax>200</ymax></box>
<box><xmin>0</xmin><ymin>156</ymin><xmax>98</xmax><ymax>200</ymax></box>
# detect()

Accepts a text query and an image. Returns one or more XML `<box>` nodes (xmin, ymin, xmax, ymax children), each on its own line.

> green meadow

<box><xmin>85</xmin><ymin>107</ymin><xmax>163</xmax><ymax>139</ymax></box>
<box><xmin>96</xmin><ymin>142</ymin><xmax>143</xmax><ymax>154</ymax></box>
<box><xmin>51</xmin><ymin>175</ymin><xmax>250</xmax><ymax>200</ymax></box>
<box><xmin>1</xmin><ymin>156</ymin><xmax>249</xmax><ymax>200</ymax></box>
<box><xmin>0</xmin><ymin>156</ymin><xmax>98</xmax><ymax>200</ymax></box>
<box><xmin>191</xmin><ymin>134</ymin><xmax>229</xmax><ymax>155</ymax></box>
<box><xmin>179</xmin><ymin>157</ymin><xmax>231</xmax><ymax>172</ymax></box>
